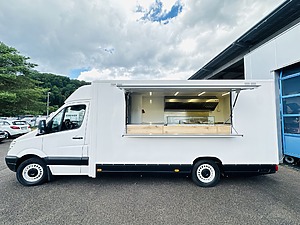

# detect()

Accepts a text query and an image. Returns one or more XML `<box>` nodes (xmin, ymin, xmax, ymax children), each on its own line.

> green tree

<box><xmin>0</xmin><ymin>42</ymin><xmax>46</xmax><ymax>116</ymax></box>
<box><xmin>28</xmin><ymin>72</ymin><xmax>89</xmax><ymax>113</ymax></box>
<box><xmin>0</xmin><ymin>42</ymin><xmax>89</xmax><ymax>116</ymax></box>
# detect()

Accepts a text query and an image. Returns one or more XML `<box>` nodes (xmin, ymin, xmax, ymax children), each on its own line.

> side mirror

<box><xmin>38</xmin><ymin>120</ymin><xmax>47</xmax><ymax>135</ymax></box>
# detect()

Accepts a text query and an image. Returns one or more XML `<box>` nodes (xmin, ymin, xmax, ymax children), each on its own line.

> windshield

<box><xmin>12</xmin><ymin>121</ymin><xmax>27</xmax><ymax>125</ymax></box>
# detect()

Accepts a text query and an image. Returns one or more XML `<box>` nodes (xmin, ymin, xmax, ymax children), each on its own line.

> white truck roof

<box><xmin>65</xmin><ymin>79</ymin><xmax>261</xmax><ymax>103</ymax></box>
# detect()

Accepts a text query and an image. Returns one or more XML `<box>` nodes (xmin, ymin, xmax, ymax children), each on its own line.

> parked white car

<box><xmin>0</xmin><ymin>130</ymin><xmax>8</xmax><ymax>142</ymax></box>
<box><xmin>34</xmin><ymin>116</ymin><xmax>48</xmax><ymax>127</ymax></box>
<box><xmin>0</xmin><ymin>120</ymin><xmax>31</xmax><ymax>138</ymax></box>
<box><xmin>21</xmin><ymin>117</ymin><xmax>37</xmax><ymax>127</ymax></box>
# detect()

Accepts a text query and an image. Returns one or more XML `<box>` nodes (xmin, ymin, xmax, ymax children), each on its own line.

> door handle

<box><xmin>72</xmin><ymin>136</ymin><xmax>83</xmax><ymax>140</ymax></box>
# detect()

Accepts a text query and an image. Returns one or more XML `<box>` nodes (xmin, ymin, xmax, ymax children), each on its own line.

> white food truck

<box><xmin>5</xmin><ymin>80</ymin><xmax>279</xmax><ymax>187</ymax></box>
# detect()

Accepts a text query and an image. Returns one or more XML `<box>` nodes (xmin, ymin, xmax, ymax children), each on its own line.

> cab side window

<box><xmin>47</xmin><ymin>104</ymin><xmax>86</xmax><ymax>133</ymax></box>
<box><xmin>50</xmin><ymin>109</ymin><xmax>64</xmax><ymax>132</ymax></box>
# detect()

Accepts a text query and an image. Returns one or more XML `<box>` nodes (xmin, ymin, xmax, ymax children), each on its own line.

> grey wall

<box><xmin>245</xmin><ymin>22</ymin><xmax>300</xmax><ymax>79</ymax></box>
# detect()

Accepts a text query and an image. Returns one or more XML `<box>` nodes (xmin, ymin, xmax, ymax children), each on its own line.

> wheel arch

<box><xmin>16</xmin><ymin>154</ymin><xmax>45</xmax><ymax>170</ymax></box>
<box><xmin>193</xmin><ymin>157</ymin><xmax>223</xmax><ymax>170</ymax></box>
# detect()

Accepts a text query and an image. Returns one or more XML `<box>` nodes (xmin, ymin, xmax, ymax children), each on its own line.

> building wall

<box><xmin>245</xmin><ymin>22</ymin><xmax>300</xmax><ymax>79</ymax></box>
<box><xmin>244</xmin><ymin>23</ymin><xmax>300</xmax><ymax>161</ymax></box>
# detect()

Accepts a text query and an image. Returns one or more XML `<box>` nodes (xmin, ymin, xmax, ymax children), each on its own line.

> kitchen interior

<box><xmin>126</xmin><ymin>90</ymin><xmax>232</xmax><ymax>135</ymax></box>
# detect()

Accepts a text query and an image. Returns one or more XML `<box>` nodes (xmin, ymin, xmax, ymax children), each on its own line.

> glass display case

<box><xmin>166</xmin><ymin>116</ymin><xmax>215</xmax><ymax>125</ymax></box>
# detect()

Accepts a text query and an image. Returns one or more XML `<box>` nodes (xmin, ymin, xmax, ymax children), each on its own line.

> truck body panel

<box><xmin>5</xmin><ymin>80</ymin><xmax>279</xmax><ymax>186</ymax></box>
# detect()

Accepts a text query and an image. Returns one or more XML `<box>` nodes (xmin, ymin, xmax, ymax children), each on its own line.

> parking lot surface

<box><xmin>1</xmin><ymin>140</ymin><xmax>300</xmax><ymax>225</ymax></box>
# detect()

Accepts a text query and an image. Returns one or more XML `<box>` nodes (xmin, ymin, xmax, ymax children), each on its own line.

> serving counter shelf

<box><xmin>126</xmin><ymin>124</ymin><xmax>231</xmax><ymax>135</ymax></box>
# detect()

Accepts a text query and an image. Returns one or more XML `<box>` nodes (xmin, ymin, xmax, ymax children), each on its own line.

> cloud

<box><xmin>77</xmin><ymin>66</ymin><xmax>192</xmax><ymax>82</ymax></box>
<box><xmin>0</xmin><ymin>0</ymin><xmax>284</xmax><ymax>81</ymax></box>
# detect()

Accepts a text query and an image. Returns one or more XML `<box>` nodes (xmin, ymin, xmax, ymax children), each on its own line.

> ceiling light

<box><xmin>222</xmin><ymin>92</ymin><xmax>230</xmax><ymax>96</ymax></box>
<box><xmin>198</xmin><ymin>92</ymin><xmax>205</xmax><ymax>96</ymax></box>
<box><xmin>174</xmin><ymin>92</ymin><xmax>179</xmax><ymax>96</ymax></box>
<box><xmin>149</xmin><ymin>92</ymin><xmax>152</xmax><ymax>96</ymax></box>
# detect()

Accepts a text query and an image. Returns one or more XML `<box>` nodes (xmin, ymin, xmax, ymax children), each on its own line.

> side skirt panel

<box><xmin>222</xmin><ymin>164</ymin><xmax>277</xmax><ymax>175</ymax></box>
<box><xmin>96</xmin><ymin>164</ymin><xmax>192</xmax><ymax>174</ymax></box>
<box><xmin>49</xmin><ymin>165</ymin><xmax>89</xmax><ymax>175</ymax></box>
<box><xmin>95</xmin><ymin>164</ymin><xmax>277</xmax><ymax>175</ymax></box>
<box><xmin>44</xmin><ymin>157</ymin><xmax>89</xmax><ymax>165</ymax></box>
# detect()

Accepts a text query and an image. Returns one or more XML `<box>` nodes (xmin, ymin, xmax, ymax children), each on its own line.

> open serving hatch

<box><xmin>114</xmin><ymin>81</ymin><xmax>260</xmax><ymax>137</ymax></box>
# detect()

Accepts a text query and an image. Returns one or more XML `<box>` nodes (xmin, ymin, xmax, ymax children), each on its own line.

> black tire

<box><xmin>192</xmin><ymin>160</ymin><xmax>220</xmax><ymax>187</ymax></box>
<box><xmin>16</xmin><ymin>158</ymin><xmax>48</xmax><ymax>186</ymax></box>
<box><xmin>4</xmin><ymin>131</ymin><xmax>10</xmax><ymax>139</ymax></box>
<box><xmin>284</xmin><ymin>156</ymin><xmax>295</xmax><ymax>164</ymax></box>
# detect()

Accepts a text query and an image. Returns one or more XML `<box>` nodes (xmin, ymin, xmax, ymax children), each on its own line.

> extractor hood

<box><xmin>164</xmin><ymin>96</ymin><xmax>219</xmax><ymax>111</ymax></box>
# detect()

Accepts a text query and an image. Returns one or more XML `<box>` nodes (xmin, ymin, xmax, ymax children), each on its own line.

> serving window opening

<box><xmin>125</xmin><ymin>90</ymin><xmax>233</xmax><ymax>136</ymax></box>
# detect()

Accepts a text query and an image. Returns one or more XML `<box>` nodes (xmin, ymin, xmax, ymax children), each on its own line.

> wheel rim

<box><xmin>196</xmin><ymin>164</ymin><xmax>215</xmax><ymax>183</ymax></box>
<box><xmin>22</xmin><ymin>163</ymin><xmax>44</xmax><ymax>182</ymax></box>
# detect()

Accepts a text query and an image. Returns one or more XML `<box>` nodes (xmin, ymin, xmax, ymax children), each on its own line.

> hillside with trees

<box><xmin>0</xmin><ymin>42</ymin><xmax>89</xmax><ymax>117</ymax></box>
<box><xmin>27</xmin><ymin>72</ymin><xmax>88</xmax><ymax>114</ymax></box>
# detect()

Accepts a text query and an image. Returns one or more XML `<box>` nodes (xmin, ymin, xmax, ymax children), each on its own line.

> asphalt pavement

<box><xmin>0</xmin><ymin>139</ymin><xmax>300</xmax><ymax>225</ymax></box>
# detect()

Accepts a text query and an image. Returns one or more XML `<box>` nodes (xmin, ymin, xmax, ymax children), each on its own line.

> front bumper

<box><xmin>5</xmin><ymin>156</ymin><xmax>18</xmax><ymax>172</ymax></box>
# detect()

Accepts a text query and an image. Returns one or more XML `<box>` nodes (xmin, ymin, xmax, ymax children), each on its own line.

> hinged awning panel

<box><xmin>113</xmin><ymin>80</ymin><xmax>260</xmax><ymax>92</ymax></box>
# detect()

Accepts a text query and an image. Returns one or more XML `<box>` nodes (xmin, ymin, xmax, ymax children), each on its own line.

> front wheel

<box><xmin>192</xmin><ymin>160</ymin><xmax>220</xmax><ymax>187</ymax></box>
<box><xmin>16</xmin><ymin>158</ymin><xmax>48</xmax><ymax>186</ymax></box>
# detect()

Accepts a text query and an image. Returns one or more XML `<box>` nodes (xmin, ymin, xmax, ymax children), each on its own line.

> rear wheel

<box><xmin>192</xmin><ymin>160</ymin><xmax>220</xmax><ymax>187</ymax></box>
<box><xmin>4</xmin><ymin>131</ymin><xmax>10</xmax><ymax>139</ymax></box>
<box><xmin>16</xmin><ymin>158</ymin><xmax>48</xmax><ymax>186</ymax></box>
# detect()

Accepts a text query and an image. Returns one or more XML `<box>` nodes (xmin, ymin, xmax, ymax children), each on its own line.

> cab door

<box><xmin>42</xmin><ymin>103</ymin><xmax>89</xmax><ymax>170</ymax></box>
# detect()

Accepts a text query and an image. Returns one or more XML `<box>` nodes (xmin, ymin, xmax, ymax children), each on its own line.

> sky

<box><xmin>0</xmin><ymin>0</ymin><xmax>285</xmax><ymax>81</ymax></box>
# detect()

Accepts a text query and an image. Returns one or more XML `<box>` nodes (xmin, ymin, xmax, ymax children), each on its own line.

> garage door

<box><xmin>279</xmin><ymin>69</ymin><xmax>300</xmax><ymax>160</ymax></box>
